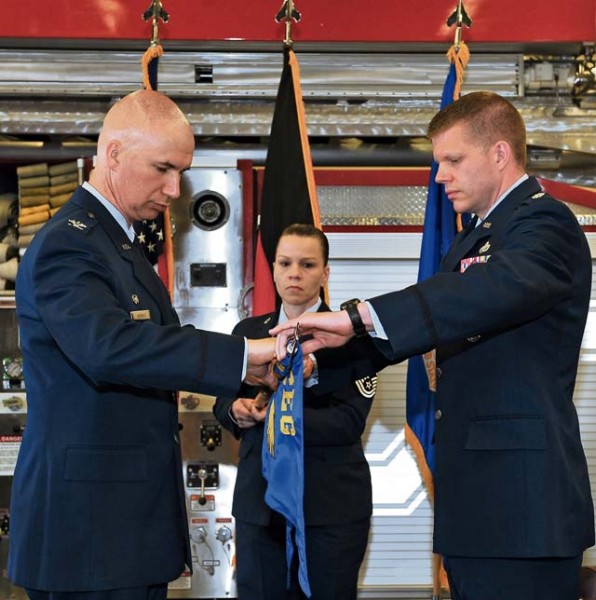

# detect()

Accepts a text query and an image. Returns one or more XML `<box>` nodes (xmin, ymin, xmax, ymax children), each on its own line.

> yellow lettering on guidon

<box><xmin>281</xmin><ymin>389</ymin><xmax>294</xmax><ymax>412</ymax></box>
<box><xmin>280</xmin><ymin>416</ymin><xmax>296</xmax><ymax>436</ymax></box>
<box><xmin>279</xmin><ymin>370</ymin><xmax>296</xmax><ymax>436</ymax></box>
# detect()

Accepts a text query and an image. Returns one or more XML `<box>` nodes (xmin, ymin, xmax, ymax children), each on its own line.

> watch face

<box><xmin>3</xmin><ymin>357</ymin><xmax>23</xmax><ymax>380</ymax></box>
<box><xmin>340</xmin><ymin>298</ymin><xmax>361</xmax><ymax>311</ymax></box>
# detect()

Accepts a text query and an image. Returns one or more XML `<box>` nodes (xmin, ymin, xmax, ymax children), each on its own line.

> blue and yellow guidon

<box><xmin>266</xmin><ymin>349</ymin><xmax>301</xmax><ymax>456</ymax></box>
<box><xmin>261</xmin><ymin>339</ymin><xmax>311</xmax><ymax>597</ymax></box>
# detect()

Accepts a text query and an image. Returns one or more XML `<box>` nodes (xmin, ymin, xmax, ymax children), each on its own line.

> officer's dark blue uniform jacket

<box><xmin>9</xmin><ymin>187</ymin><xmax>245</xmax><ymax>591</ymax></box>
<box><xmin>369</xmin><ymin>177</ymin><xmax>594</xmax><ymax>558</ymax></box>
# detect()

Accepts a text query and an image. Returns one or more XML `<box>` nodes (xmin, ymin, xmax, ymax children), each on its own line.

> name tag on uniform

<box><xmin>460</xmin><ymin>255</ymin><xmax>491</xmax><ymax>273</ymax></box>
<box><xmin>130</xmin><ymin>309</ymin><xmax>151</xmax><ymax>321</ymax></box>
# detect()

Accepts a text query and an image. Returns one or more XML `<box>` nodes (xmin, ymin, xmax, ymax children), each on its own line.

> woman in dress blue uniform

<box><xmin>214</xmin><ymin>224</ymin><xmax>379</xmax><ymax>600</ymax></box>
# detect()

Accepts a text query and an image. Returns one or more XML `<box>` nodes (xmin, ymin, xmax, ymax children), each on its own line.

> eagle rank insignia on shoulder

<box><xmin>67</xmin><ymin>219</ymin><xmax>87</xmax><ymax>231</ymax></box>
<box><xmin>355</xmin><ymin>375</ymin><xmax>378</xmax><ymax>399</ymax></box>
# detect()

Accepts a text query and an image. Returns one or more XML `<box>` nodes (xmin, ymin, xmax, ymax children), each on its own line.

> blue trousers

<box><xmin>443</xmin><ymin>554</ymin><xmax>582</xmax><ymax>600</ymax></box>
<box><xmin>26</xmin><ymin>583</ymin><xmax>168</xmax><ymax>600</ymax></box>
<box><xmin>236</xmin><ymin>517</ymin><xmax>370</xmax><ymax>600</ymax></box>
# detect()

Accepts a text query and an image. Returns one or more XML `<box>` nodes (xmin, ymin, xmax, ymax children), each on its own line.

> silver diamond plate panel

<box><xmin>319</xmin><ymin>185</ymin><xmax>429</xmax><ymax>226</ymax></box>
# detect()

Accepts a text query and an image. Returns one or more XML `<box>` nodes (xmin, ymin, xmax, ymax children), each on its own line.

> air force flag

<box><xmin>261</xmin><ymin>340</ymin><xmax>311</xmax><ymax>597</ymax></box>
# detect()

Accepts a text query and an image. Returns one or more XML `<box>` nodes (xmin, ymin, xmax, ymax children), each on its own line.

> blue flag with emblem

<box><xmin>261</xmin><ymin>339</ymin><xmax>310</xmax><ymax>597</ymax></box>
<box><xmin>404</xmin><ymin>43</ymin><xmax>470</xmax><ymax>498</ymax></box>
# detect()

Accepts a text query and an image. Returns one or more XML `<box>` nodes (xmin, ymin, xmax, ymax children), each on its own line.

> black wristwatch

<box><xmin>340</xmin><ymin>298</ymin><xmax>367</xmax><ymax>338</ymax></box>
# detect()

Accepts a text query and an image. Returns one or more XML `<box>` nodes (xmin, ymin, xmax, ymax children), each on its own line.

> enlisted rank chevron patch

<box><xmin>355</xmin><ymin>375</ymin><xmax>378</xmax><ymax>398</ymax></box>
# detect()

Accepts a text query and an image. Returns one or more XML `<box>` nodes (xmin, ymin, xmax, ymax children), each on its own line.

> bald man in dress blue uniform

<box><xmin>273</xmin><ymin>92</ymin><xmax>595</xmax><ymax>600</ymax></box>
<box><xmin>8</xmin><ymin>90</ymin><xmax>275</xmax><ymax>600</ymax></box>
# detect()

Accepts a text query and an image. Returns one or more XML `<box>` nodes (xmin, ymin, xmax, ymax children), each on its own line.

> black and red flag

<box><xmin>256</xmin><ymin>43</ymin><xmax>323</xmax><ymax>598</ymax></box>
<box><xmin>253</xmin><ymin>47</ymin><xmax>324</xmax><ymax>316</ymax></box>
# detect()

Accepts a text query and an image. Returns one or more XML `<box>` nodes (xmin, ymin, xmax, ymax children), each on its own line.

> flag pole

<box><xmin>275</xmin><ymin>0</ymin><xmax>302</xmax><ymax>48</ymax></box>
<box><xmin>446</xmin><ymin>0</ymin><xmax>472</xmax><ymax>103</ymax></box>
<box><xmin>446</xmin><ymin>0</ymin><xmax>472</xmax><ymax>236</ymax></box>
<box><xmin>141</xmin><ymin>1</ymin><xmax>169</xmax><ymax>91</ymax></box>
<box><xmin>430</xmin><ymin>7</ymin><xmax>473</xmax><ymax>598</ymax></box>
<box><xmin>253</xmin><ymin>0</ymin><xmax>328</xmax><ymax>313</ymax></box>
<box><xmin>276</xmin><ymin>0</ymin><xmax>328</xmax><ymax>306</ymax></box>
<box><xmin>140</xmin><ymin>0</ymin><xmax>175</xmax><ymax>299</ymax></box>
<box><xmin>447</xmin><ymin>0</ymin><xmax>472</xmax><ymax>52</ymax></box>
<box><xmin>256</xmin><ymin>5</ymin><xmax>317</xmax><ymax>595</ymax></box>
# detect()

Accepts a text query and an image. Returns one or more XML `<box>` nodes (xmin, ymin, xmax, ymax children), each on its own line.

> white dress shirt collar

<box><xmin>476</xmin><ymin>174</ymin><xmax>529</xmax><ymax>226</ymax></box>
<box><xmin>82</xmin><ymin>181</ymin><xmax>136</xmax><ymax>242</ymax></box>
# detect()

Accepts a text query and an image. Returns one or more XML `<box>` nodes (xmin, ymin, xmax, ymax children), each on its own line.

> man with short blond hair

<box><xmin>273</xmin><ymin>91</ymin><xmax>594</xmax><ymax>600</ymax></box>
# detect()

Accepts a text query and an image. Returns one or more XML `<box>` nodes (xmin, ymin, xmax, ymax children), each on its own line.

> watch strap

<box><xmin>340</xmin><ymin>298</ymin><xmax>367</xmax><ymax>337</ymax></box>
